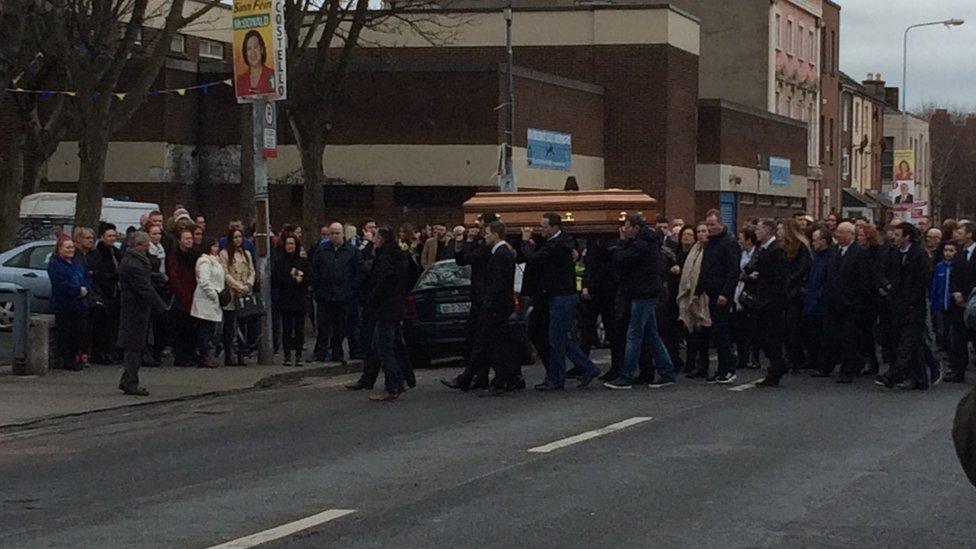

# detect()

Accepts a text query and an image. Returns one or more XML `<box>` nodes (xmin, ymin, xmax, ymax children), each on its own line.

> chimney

<box><xmin>884</xmin><ymin>87</ymin><xmax>900</xmax><ymax>111</ymax></box>
<box><xmin>862</xmin><ymin>73</ymin><xmax>886</xmax><ymax>102</ymax></box>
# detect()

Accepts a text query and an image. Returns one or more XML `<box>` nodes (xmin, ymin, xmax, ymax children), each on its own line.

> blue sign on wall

<box><xmin>527</xmin><ymin>128</ymin><xmax>572</xmax><ymax>171</ymax></box>
<box><xmin>769</xmin><ymin>156</ymin><xmax>791</xmax><ymax>187</ymax></box>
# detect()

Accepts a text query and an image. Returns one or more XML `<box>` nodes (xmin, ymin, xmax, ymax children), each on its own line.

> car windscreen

<box><xmin>414</xmin><ymin>262</ymin><xmax>471</xmax><ymax>292</ymax></box>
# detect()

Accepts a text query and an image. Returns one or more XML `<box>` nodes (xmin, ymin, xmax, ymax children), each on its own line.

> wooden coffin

<box><xmin>462</xmin><ymin>189</ymin><xmax>658</xmax><ymax>235</ymax></box>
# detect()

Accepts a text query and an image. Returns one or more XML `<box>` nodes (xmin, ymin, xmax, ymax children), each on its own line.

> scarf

<box><xmin>677</xmin><ymin>241</ymin><xmax>711</xmax><ymax>330</ymax></box>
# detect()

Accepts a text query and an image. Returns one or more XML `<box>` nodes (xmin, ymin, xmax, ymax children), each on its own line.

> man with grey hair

<box><xmin>116</xmin><ymin>231</ymin><xmax>167</xmax><ymax>396</ymax></box>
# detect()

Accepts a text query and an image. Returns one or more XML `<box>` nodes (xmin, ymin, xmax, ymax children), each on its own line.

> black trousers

<box><xmin>315</xmin><ymin>300</ymin><xmax>348</xmax><ymax>361</ymax></box>
<box><xmin>55</xmin><ymin>309</ymin><xmax>92</xmax><ymax>368</ymax></box>
<box><xmin>120</xmin><ymin>348</ymin><xmax>142</xmax><ymax>389</ymax></box>
<box><xmin>281</xmin><ymin>310</ymin><xmax>306</xmax><ymax>354</ymax></box>
<box><xmin>170</xmin><ymin>310</ymin><xmax>198</xmax><ymax>365</ymax></box>
<box><xmin>888</xmin><ymin>321</ymin><xmax>927</xmax><ymax>387</ymax></box>
<box><xmin>949</xmin><ymin>314</ymin><xmax>974</xmax><ymax>378</ymax></box>
<box><xmin>467</xmin><ymin>311</ymin><xmax>515</xmax><ymax>388</ymax></box>
<box><xmin>196</xmin><ymin>319</ymin><xmax>216</xmax><ymax>363</ymax></box>
<box><xmin>824</xmin><ymin>309</ymin><xmax>863</xmax><ymax>378</ymax></box>
<box><xmin>802</xmin><ymin>314</ymin><xmax>828</xmax><ymax>371</ymax></box>
<box><xmin>527</xmin><ymin>298</ymin><xmax>550</xmax><ymax>373</ymax></box>
<box><xmin>580</xmin><ymin>293</ymin><xmax>613</xmax><ymax>354</ymax></box>
<box><xmin>92</xmin><ymin>299</ymin><xmax>120</xmax><ymax>362</ymax></box>
<box><xmin>859</xmin><ymin>307</ymin><xmax>882</xmax><ymax>373</ymax></box>
<box><xmin>784</xmin><ymin>299</ymin><xmax>806</xmax><ymax>369</ymax></box>
<box><xmin>150</xmin><ymin>309</ymin><xmax>169</xmax><ymax>363</ymax></box>
<box><xmin>756</xmin><ymin>304</ymin><xmax>789</xmax><ymax>382</ymax></box>
<box><xmin>222</xmin><ymin>309</ymin><xmax>241</xmax><ymax>361</ymax></box>
<box><xmin>731</xmin><ymin>308</ymin><xmax>756</xmax><ymax>372</ymax></box>
<box><xmin>359</xmin><ymin>323</ymin><xmax>414</xmax><ymax>387</ymax></box>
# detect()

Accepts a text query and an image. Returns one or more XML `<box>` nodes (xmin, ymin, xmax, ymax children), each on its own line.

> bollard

<box><xmin>0</xmin><ymin>283</ymin><xmax>31</xmax><ymax>375</ymax></box>
<box><xmin>27</xmin><ymin>314</ymin><xmax>55</xmax><ymax>375</ymax></box>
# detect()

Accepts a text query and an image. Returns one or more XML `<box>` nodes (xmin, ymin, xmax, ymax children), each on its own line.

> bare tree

<box><xmin>281</xmin><ymin>0</ymin><xmax>460</xmax><ymax>243</ymax></box>
<box><xmin>40</xmin><ymin>0</ymin><xmax>223</xmax><ymax>229</ymax></box>
<box><xmin>917</xmin><ymin>103</ymin><xmax>976</xmax><ymax>220</ymax></box>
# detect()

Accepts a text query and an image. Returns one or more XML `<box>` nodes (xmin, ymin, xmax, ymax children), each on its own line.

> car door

<box><xmin>0</xmin><ymin>243</ymin><xmax>54</xmax><ymax>312</ymax></box>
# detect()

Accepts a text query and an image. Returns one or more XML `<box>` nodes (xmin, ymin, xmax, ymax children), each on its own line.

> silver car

<box><xmin>0</xmin><ymin>241</ymin><xmax>56</xmax><ymax>330</ymax></box>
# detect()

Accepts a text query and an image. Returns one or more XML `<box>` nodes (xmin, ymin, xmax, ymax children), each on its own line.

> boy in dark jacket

<box><xmin>930</xmin><ymin>242</ymin><xmax>956</xmax><ymax>353</ymax></box>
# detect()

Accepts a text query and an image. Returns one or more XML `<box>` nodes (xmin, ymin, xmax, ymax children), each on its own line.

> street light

<box><xmin>902</xmin><ymin>18</ymin><xmax>965</xmax><ymax>112</ymax></box>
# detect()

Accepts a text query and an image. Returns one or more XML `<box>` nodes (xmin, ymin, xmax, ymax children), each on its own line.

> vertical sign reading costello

<box><xmin>233</xmin><ymin>0</ymin><xmax>287</xmax><ymax>103</ymax></box>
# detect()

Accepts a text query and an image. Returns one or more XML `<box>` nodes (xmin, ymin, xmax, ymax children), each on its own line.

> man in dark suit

<box><xmin>749</xmin><ymin>219</ymin><xmax>790</xmax><ymax>387</ymax></box>
<box><xmin>948</xmin><ymin>221</ymin><xmax>976</xmax><ymax>383</ymax></box>
<box><xmin>117</xmin><ymin>231</ymin><xmax>167</xmax><ymax>396</ymax></box>
<box><xmin>816</xmin><ymin>221</ymin><xmax>872</xmax><ymax>383</ymax></box>
<box><xmin>468</xmin><ymin>221</ymin><xmax>518</xmax><ymax>396</ymax></box>
<box><xmin>877</xmin><ymin>223</ymin><xmax>931</xmax><ymax>390</ymax></box>
<box><xmin>521</xmin><ymin>212</ymin><xmax>600</xmax><ymax>391</ymax></box>
<box><xmin>692</xmin><ymin>210</ymin><xmax>740</xmax><ymax>380</ymax></box>
<box><xmin>441</xmin><ymin>212</ymin><xmax>498</xmax><ymax>391</ymax></box>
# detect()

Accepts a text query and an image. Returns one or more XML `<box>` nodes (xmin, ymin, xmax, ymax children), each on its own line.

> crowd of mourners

<box><xmin>44</xmin><ymin>202</ymin><xmax>976</xmax><ymax>399</ymax></box>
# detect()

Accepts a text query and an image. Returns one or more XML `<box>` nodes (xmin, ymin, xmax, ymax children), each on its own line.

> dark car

<box><xmin>403</xmin><ymin>259</ymin><xmax>530</xmax><ymax>368</ymax></box>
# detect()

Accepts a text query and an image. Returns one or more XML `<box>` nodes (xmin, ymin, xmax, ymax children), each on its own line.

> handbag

<box><xmin>235</xmin><ymin>293</ymin><xmax>264</xmax><ymax>319</ymax></box>
<box><xmin>218</xmin><ymin>288</ymin><xmax>232</xmax><ymax>308</ymax></box>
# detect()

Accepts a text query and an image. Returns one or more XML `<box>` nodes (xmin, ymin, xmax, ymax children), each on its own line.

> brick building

<box><xmin>818</xmin><ymin>0</ymin><xmax>841</xmax><ymax>217</ymax></box>
<box><xmin>695</xmin><ymin>99</ymin><xmax>809</xmax><ymax>230</ymax></box>
<box><xmin>32</xmin><ymin>3</ymin><xmax>701</xmax><ymax>230</ymax></box>
<box><xmin>930</xmin><ymin>110</ymin><xmax>976</xmax><ymax>220</ymax></box>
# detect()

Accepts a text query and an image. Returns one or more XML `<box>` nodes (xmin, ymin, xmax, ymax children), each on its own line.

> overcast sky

<box><xmin>839</xmin><ymin>0</ymin><xmax>976</xmax><ymax>111</ymax></box>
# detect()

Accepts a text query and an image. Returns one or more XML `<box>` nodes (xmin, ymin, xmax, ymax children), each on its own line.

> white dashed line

<box><xmin>205</xmin><ymin>509</ymin><xmax>357</xmax><ymax>549</ymax></box>
<box><xmin>527</xmin><ymin>417</ymin><xmax>653</xmax><ymax>453</ymax></box>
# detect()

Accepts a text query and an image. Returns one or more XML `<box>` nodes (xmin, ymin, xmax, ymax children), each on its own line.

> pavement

<box><xmin>1</xmin><ymin>349</ymin><xmax>974</xmax><ymax>548</ymax></box>
<box><xmin>0</xmin><ymin>358</ymin><xmax>360</xmax><ymax>428</ymax></box>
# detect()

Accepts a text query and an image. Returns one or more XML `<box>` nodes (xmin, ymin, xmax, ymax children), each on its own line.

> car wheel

<box><xmin>0</xmin><ymin>300</ymin><xmax>13</xmax><ymax>332</ymax></box>
<box><xmin>408</xmin><ymin>347</ymin><xmax>431</xmax><ymax>369</ymax></box>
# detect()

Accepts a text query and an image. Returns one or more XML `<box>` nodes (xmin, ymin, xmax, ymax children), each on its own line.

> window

<box><xmin>787</xmin><ymin>20</ymin><xmax>794</xmax><ymax>55</ymax></box>
<box><xmin>842</xmin><ymin>149</ymin><xmax>850</xmax><ymax>180</ymax></box>
<box><xmin>842</xmin><ymin>95</ymin><xmax>851</xmax><ymax>131</ymax></box>
<box><xmin>882</xmin><ymin>136</ymin><xmax>895</xmax><ymax>181</ymax></box>
<box><xmin>757</xmin><ymin>195</ymin><xmax>773</xmax><ymax>206</ymax></box>
<box><xmin>820</xmin><ymin>28</ymin><xmax>828</xmax><ymax>73</ymax></box>
<box><xmin>28</xmin><ymin>246</ymin><xmax>53</xmax><ymax>270</ymax></box>
<box><xmin>798</xmin><ymin>25</ymin><xmax>805</xmax><ymax>59</ymax></box>
<box><xmin>739</xmin><ymin>194</ymin><xmax>756</xmax><ymax>205</ymax></box>
<box><xmin>808</xmin><ymin>30</ymin><xmax>815</xmax><ymax>64</ymax></box>
<box><xmin>199</xmin><ymin>39</ymin><xmax>224</xmax><ymax>60</ymax></box>
<box><xmin>775</xmin><ymin>14</ymin><xmax>782</xmax><ymax>49</ymax></box>
<box><xmin>829</xmin><ymin>118</ymin><xmax>835</xmax><ymax>164</ymax></box>
<box><xmin>819</xmin><ymin>114</ymin><xmax>825</xmax><ymax>161</ymax></box>
<box><xmin>171</xmin><ymin>34</ymin><xmax>185</xmax><ymax>53</ymax></box>
<box><xmin>775</xmin><ymin>92</ymin><xmax>781</xmax><ymax>115</ymax></box>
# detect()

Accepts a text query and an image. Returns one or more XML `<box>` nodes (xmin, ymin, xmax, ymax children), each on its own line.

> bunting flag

<box><xmin>3</xmin><ymin>78</ymin><xmax>234</xmax><ymax>100</ymax></box>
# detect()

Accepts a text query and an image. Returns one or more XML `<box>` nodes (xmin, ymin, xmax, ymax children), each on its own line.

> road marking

<box><xmin>728</xmin><ymin>381</ymin><xmax>759</xmax><ymax>392</ymax></box>
<box><xmin>205</xmin><ymin>509</ymin><xmax>356</xmax><ymax>549</ymax></box>
<box><xmin>527</xmin><ymin>417</ymin><xmax>652</xmax><ymax>453</ymax></box>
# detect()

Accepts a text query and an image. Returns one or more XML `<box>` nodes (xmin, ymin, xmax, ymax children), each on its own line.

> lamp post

<box><xmin>903</xmin><ymin>18</ymin><xmax>964</xmax><ymax>112</ymax></box>
<box><xmin>501</xmin><ymin>2</ymin><xmax>517</xmax><ymax>192</ymax></box>
<box><xmin>901</xmin><ymin>18</ymin><xmax>963</xmax><ymax>216</ymax></box>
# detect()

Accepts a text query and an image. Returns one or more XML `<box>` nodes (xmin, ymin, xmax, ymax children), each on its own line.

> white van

<box><xmin>18</xmin><ymin>192</ymin><xmax>160</xmax><ymax>242</ymax></box>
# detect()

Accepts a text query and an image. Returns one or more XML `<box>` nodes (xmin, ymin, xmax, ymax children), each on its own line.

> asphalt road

<box><xmin>1</xmin><ymin>351</ymin><xmax>974</xmax><ymax>548</ymax></box>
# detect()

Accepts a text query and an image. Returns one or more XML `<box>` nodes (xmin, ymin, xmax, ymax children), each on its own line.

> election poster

<box><xmin>233</xmin><ymin>0</ymin><xmax>287</xmax><ymax>103</ymax></box>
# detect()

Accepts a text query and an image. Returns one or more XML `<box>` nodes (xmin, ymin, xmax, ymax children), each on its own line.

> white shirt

<box><xmin>966</xmin><ymin>242</ymin><xmax>976</xmax><ymax>261</ymax></box>
<box><xmin>839</xmin><ymin>243</ymin><xmax>851</xmax><ymax>256</ymax></box>
<box><xmin>548</xmin><ymin>230</ymin><xmax>563</xmax><ymax>241</ymax></box>
<box><xmin>733</xmin><ymin>246</ymin><xmax>755</xmax><ymax>310</ymax></box>
<box><xmin>491</xmin><ymin>241</ymin><xmax>505</xmax><ymax>255</ymax></box>
<box><xmin>760</xmin><ymin>236</ymin><xmax>777</xmax><ymax>251</ymax></box>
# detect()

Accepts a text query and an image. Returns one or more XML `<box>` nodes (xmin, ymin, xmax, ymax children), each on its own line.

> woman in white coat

<box><xmin>191</xmin><ymin>237</ymin><xmax>226</xmax><ymax>368</ymax></box>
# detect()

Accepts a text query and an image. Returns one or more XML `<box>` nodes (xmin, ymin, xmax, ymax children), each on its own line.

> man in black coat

<box><xmin>878</xmin><ymin>223</ymin><xmax>932</xmax><ymax>390</ymax></box>
<box><xmin>311</xmin><ymin>222</ymin><xmax>363</xmax><ymax>364</ymax></box>
<box><xmin>467</xmin><ymin>221</ymin><xmax>517</xmax><ymax>396</ymax></box>
<box><xmin>366</xmin><ymin>226</ymin><xmax>411</xmax><ymax>401</ymax></box>
<box><xmin>816</xmin><ymin>221</ymin><xmax>872</xmax><ymax>383</ymax></box>
<box><xmin>948</xmin><ymin>221</ymin><xmax>976</xmax><ymax>383</ymax></box>
<box><xmin>750</xmin><ymin>219</ymin><xmax>792</xmax><ymax>387</ymax></box>
<box><xmin>521</xmin><ymin>212</ymin><xmax>600</xmax><ymax>391</ymax></box>
<box><xmin>604</xmin><ymin>214</ymin><xmax>677</xmax><ymax>389</ymax></box>
<box><xmin>117</xmin><ymin>232</ymin><xmax>167</xmax><ymax>396</ymax></box>
<box><xmin>693</xmin><ymin>210</ymin><xmax>739</xmax><ymax>380</ymax></box>
<box><xmin>88</xmin><ymin>222</ymin><xmax>124</xmax><ymax>364</ymax></box>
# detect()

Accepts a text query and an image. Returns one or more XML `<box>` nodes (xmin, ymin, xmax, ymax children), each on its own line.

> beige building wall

<box><xmin>696</xmin><ymin>163</ymin><xmax>808</xmax><ymax>198</ymax></box>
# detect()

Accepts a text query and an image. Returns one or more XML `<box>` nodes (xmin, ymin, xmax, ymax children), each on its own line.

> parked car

<box><xmin>0</xmin><ymin>241</ymin><xmax>55</xmax><ymax>331</ymax></box>
<box><xmin>403</xmin><ymin>259</ymin><xmax>530</xmax><ymax>369</ymax></box>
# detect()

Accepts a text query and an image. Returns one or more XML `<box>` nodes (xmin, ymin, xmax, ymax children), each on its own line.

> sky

<box><xmin>839</xmin><ymin>0</ymin><xmax>976</xmax><ymax>111</ymax></box>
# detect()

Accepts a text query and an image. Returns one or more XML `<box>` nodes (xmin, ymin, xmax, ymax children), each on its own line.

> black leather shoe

<box><xmin>756</xmin><ymin>377</ymin><xmax>779</xmax><ymax>388</ymax></box>
<box><xmin>440</xmin><ymin>378</ymin><xmax>464</xmax><ymax>390</ymax></box>
<box><xmin>578</xmin><ymin>370</ymin><xmax>599</xmax><ymax>388</ymax></box>
<box><xmin>345</xmin><ymin>381</ymin><xmax>372</xmax><ymax>391</ymax></box>
<box><xmin>510</xmin><ymin>378</ymin><xmax>527</xmax><ymax>391</ymax></box>
<box><xmin>534</xmin><ymin>381</ymin><xmax>564</xmax><ymax>392</ymax></box>
<box><xmin>565</xmin><ymin>367</ymin><xmax>586</xmax><ymax>380</ymax></box>
<box><xmin>121</xmin><ymin>385</ymin><xmax>150</xmax><ymax>396</ymax></box>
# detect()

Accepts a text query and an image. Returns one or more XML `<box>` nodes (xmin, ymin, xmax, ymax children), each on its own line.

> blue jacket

<box><xmin>931</xmin><ymin>260</ymin><xmax>952</xmax><ymax>312</ymax></box>
<box><xmin>803</xmin><ymin>247</ymin><xmax>833</xmax><ymax>316</ymax></box>
<box><xmin>311</xmin><ymin>240</ymin><xmax>363</xmax><ymax>302</ymax></box>
<box><xmin>48</xmin><ymin>255</ymin><xmax>93</xmax><ymax>314</ymax></box>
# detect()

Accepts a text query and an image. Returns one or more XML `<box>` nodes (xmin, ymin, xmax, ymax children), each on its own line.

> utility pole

<box><xmin>501</xmin><ymin>2</ymin><xmax>517</xmax><ymax>192</ymax></box>
<box><xmin>253</xmin><ymin>98</ymin><xmax>274</xmax><ymax>365</ymax></box>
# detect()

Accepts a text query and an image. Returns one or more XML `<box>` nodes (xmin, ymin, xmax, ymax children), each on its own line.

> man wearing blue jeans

<box><xmin>366</xmin><ymin>227</ymin><xmax>410</xmax><ymax>402</ymax></box>
<box><xmin>522</xmin><ymin>212</ymin><xmax>600</xmax><ymax>391</ymax></box>
<box><xmin>605</xmin><ymin>214</ymin><xmax>676</xmax><ymax>389</ymax></box>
